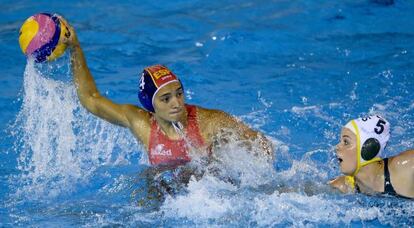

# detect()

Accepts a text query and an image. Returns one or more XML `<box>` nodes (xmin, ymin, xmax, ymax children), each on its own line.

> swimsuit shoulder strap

<box><xmin>185</xmin><ymin>104</ymin><xmax>197</xmax><ymax>118</ymax></box>
<box><xmin>355</xmin><ymin>183</ymin><xmax>361</xmax><ymax>193</ymax></box>
<box><xmin>184</xmin><ymin>104</ymin><xmax>205</xmax><ymax>146</ymax></box>
<box><xmin>383</xmin><ymin>158</ymin><xmax>397</xmax><ymax>195</ymax></box>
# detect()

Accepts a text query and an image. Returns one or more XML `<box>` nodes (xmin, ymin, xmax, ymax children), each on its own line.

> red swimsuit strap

<box><xmin>184</xmin><ymin>105</ymin><xmax>205</xmax><ymax>147</ymax></box>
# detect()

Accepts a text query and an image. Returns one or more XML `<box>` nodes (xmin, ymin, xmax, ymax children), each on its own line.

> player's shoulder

<box><xmin>390</xmin><ymin>150</ymin><xmax>414</xmax><ymax>164</ymax></box>
<box><xmin>194</xmin><ymin>105</ymin><xmax>229</xmax><ymax>119</ymax></box>
<box><xmin>122</xmin><ymin>104</ymin><xmax>151</xmax><ymax>122</ymax></box>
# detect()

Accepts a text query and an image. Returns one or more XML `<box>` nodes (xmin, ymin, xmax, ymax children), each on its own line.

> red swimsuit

<box><xmin>148</xmin><ymin>105</ymin><xmax>205</xmax><ymax>168</ymax></box>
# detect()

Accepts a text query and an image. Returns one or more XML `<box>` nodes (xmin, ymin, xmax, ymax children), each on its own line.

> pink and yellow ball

<box><xmin>19</xmin><ymin>13</ymin><xmax>69</xmax><ymax>63</ymax></box>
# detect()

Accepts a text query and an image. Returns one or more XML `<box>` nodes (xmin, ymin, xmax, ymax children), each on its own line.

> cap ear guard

<box><xmin>138</xmin><ymin>71</ymin><xmax>157</xmax><ymax>113</ymax></box>
<box><xmin>361</xmin><ymin>138</ymin><xmax>381</xmax><ymax>161</ymax></box>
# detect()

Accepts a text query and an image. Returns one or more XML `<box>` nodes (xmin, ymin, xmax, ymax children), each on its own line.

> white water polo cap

<box><xmin>344</xmin><ymin>115</ymin><xmax>390</xmax><ymax>175</ymax></box>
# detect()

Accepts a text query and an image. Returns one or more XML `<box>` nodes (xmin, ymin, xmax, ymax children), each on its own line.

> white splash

<box><xmin>11</xmin><ymin>60</ymin><xmax>139</xmax><ymax>199</ymax></box>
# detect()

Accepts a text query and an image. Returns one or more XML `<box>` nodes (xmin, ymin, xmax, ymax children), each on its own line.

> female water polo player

<box><xmin>329</xmin><ymin>115</ymin><xmax>414</xmax><ymax>199</ymax></box>
<box><xmin>61</xmin><ymin>18</ymin><xmax>273</xmax><ymax>171</ymax></box>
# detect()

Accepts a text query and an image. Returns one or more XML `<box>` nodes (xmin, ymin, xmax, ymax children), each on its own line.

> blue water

<box><xmin>1</xmin><ymin>0</ymin><xmax>414</xmax><ymax>226</ymax></box>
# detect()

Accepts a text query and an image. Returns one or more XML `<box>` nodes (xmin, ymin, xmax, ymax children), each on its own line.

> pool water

<box><xmin>1</xmin><ymin>0</ymin><xmax>414</xmax><ymax>226</ymax></box>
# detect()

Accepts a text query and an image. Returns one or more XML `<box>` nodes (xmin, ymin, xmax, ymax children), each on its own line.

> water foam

<box><xmin>10</xmin><ymin>60</ymin><xmax>140</xmax><ymax>199</ymax></box>
<box><xmin>155</xmin><ymin>125</ymin><xmax>413</xmax><ymax>226</ymax></box>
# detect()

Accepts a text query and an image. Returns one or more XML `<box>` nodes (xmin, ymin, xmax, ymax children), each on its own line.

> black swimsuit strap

<box><xmin>355</xmin><ymin>183</ymin><xmax>361</xmax><ymax>193</ymax></box>
<box><xmin>383</xmin><ymin>158</ymin><xmax>397</xmax><ymax>195</ymax></box>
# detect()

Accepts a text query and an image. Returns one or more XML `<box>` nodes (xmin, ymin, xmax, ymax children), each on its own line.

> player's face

<box><xmin>153</xmin><ymin>81</ymin><xmax>185</xmax><ymax>122</ymax></box>
<box><xmin>336</xmin><ymin>128</ymin><xmax>358</xmax><ymax>175</ymax></box>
